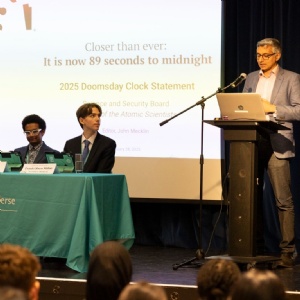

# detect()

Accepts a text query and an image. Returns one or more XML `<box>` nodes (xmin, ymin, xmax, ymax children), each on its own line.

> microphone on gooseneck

<box><xmin>230</xmin><ymin>73</ymin><xmax>247</xmax><ymax>88</ymax></box>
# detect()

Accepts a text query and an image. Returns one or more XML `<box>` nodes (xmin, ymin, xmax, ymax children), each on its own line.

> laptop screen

<box><xmin>45</xmin><ymin>152</ymin><xmax>74</xmax><ymax>173</ymax></box>
<box><xmin>216</xmin><ymin>93</ymin><xmax>267</xmax><ymax>121</ymax></box>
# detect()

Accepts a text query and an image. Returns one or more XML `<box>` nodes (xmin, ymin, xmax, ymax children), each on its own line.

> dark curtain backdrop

<box><xmin>223</xmin><ymin>0</ymin><xmax>300</xmax><ymax>83</ymax></box>
<box><xmin>133</xmin><ymin>0</ymin><xmax>300</xmax><ymax>255</ymax></box>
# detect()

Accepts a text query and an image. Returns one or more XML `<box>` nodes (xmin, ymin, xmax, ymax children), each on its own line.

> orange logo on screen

<box><xmin>0</xmin><ymin>1</ymin><xmax>32</xmax><ymax>30</ymax></box>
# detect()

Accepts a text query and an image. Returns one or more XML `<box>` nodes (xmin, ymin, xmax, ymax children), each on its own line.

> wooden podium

<box><xmin>205</xmin><ymin>120</ymin><xmax>289</xmax><ymax>266</ymax></box>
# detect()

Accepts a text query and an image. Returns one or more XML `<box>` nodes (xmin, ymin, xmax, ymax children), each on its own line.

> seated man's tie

<box><xmin>82</xmin><ymin>140</ymin><xmax>90</xmax><ymax>164</ymax></box>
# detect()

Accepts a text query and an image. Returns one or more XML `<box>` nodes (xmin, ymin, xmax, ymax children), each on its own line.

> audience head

<box><xmin>86</xmin><ymin>241</ymin><xmax>132</xmax><ymax>300</ymax></box>
<box><xmin>230</xmin><ymin>269</ymin><xmax>286</xmax><ymax>300</ymax></box>
<box><xmin>197</xmin><ymin>258</ymin><xmax>241</xmax><ymax>300</ymax></box>
<box><xmin>118</xmin><ymin>282</ymin><xmax>167</xmax><ymax>300</ymax></box>
<box><xmin>76</xmin><ymin>103</ymin><xmax>102</xmax><ymax>129</ymax></box>
<box><xmin>0</xmin><ymin>287</ymin><xmax>28</xmax><ymax>300</ymax></box>
<box><xmin>21</xmin><ymin>114</ymin><xmax>46</xmax><ymax>146</ymax></box>
<box><xmin>0</xmin><ymin>244</ymin><xmax>41</xmax><ymax>300</ymax></box>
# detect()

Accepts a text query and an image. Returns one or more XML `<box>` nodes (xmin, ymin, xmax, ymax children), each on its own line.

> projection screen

<box><xmin>0</xmin><ymin>0</ymin><xmax>223</xmax><ymax>200</ymax></box>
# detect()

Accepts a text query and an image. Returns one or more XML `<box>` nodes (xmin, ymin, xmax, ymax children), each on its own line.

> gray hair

<box><xmin>257</xmin><ymin>38</ymin><xmax>282</xmax><ymax>54</ymax></box>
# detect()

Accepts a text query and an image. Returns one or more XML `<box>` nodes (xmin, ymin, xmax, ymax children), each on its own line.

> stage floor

<box><xmin>38</xmin><ymin>244</ymin><xmax>300</xmax><ymax>300</ymax></box>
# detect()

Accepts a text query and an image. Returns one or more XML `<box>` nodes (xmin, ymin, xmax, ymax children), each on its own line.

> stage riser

<box><xmin>39</xmin><ymin>279</ymin><xmax>85</xmax><ymax>300</ymax></box>
<box><xmin>39</xmin><ymin>279</ymin><xmax>198</xmax><ymax>300</ymax></box>
<box><xmin>38</xmin><ymin>278</ymin><xmax>300</xmax><ymax>300</ymax></box>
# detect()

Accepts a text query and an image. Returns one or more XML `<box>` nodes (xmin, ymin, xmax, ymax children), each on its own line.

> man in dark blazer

<box><xmin>243</xmin><ymin>38</ymin><xmax>300</xmax><ymax>267</ymax></box>
<box><xmin>15</xmin><ymin>114</ymin><xmax>59</xmax><ymax>164</ymax></box>
<box><xmin>63</xmin><ymin>103</ymin><xmax>116</xmax><ymax>173</ymax></box>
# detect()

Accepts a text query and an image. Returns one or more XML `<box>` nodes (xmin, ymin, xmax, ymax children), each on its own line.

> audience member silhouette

<box><xmin>230</xmin><ymin>269</ymin><xmax>286</xmax><ymax>300</ymax></box>
<box><xmin>118</xmin><ymin>281</ymin><xmax>167</xmax><ymax>300</ymax></box>
<box><xmin>0</xmin><ymin>244</ymin><xmax>41</xmax><ymax>300</ymax></box>
<box><xmin>86</xmin><ymin>241</ymin><xmax>132</xmax><ymax>300</ymax></box>
<box><xmin>197</xmin><ymin>258</ymin><xmax>241</xmax><ymax>300</ymax></box>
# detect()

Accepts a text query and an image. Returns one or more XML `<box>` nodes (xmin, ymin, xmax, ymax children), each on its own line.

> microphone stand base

<box><xmin>172</xmin><ymin>248</ymin><xmax>205</xmax><ymax>270</ymax></box>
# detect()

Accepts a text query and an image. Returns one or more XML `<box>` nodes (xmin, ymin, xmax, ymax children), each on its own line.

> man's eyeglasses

<box><xmin>256</xmin><ymin>53</ymin><xmax>276</xmax><ymax>60</ymax></box>
<box><xmin>24</xmin><ymin>129</ymin><xmax>42</xmax><ymax>136</ymax></box>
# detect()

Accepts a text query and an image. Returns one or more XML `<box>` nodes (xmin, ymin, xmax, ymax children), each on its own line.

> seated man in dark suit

<box><xmin>64</xmin><ymin>102</ymin><xmax>116</xmax><ymax>173</ymax></box>
<box><xmin>15</xmin><ymin>114</ymin><xmax>59</xmax><ymax>164</ymax></box>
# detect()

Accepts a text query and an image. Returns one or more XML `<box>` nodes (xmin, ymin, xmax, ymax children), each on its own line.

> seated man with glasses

<box><xmin>14</xmin><ymin>114</ymin><xmax>59</xmax><ymax>164</ymax></box>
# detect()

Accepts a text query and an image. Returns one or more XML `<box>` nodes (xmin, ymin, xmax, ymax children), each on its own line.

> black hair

<box><xmin>21</xmin><ymin>114</ymin><xmax>46</xmax><ymax>131</ymax></box>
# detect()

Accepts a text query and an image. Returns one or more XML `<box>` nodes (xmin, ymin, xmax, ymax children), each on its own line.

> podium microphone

<box><xmin>230</xmin><ymin>73</ymin><xmax>247</xmax><ymax>88</ymax></box>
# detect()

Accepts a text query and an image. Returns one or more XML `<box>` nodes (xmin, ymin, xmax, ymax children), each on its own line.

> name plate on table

<box><xmin>0</xmin><ymin>161</ymin><xmax>9</xmax><ymax>173</ymax></box>
<box><xmin>20</xmin><ymin>164</ymin><xmax>58</xmax><ymax>174</ymax></box>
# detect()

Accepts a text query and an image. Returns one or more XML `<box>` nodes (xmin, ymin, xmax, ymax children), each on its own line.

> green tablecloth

<box><xmin>0</xmin><ymin>173</ymin><xmax>135</xmax><ymax>272</ymax></box>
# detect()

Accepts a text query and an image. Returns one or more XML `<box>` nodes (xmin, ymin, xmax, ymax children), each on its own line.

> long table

<box><xmin>0</xmin><ymin>173</ymin><xmax>135</xmax><ymax>272</ymax></box>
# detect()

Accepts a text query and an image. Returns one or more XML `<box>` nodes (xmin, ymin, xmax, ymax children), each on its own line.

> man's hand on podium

<box><xmin>261</xmin><ymin>98</ymin><xmax>276</xmax><ymax>114</ymax></box>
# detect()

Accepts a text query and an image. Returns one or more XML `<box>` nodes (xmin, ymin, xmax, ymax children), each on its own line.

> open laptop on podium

<box><xmin>214</xmin><ymin>92</ymin><xmax>290</xmax><ymax>133</ymax></box>
<box><xmin>216</xmin><ymin>93</ymin><xmax>267</xmax><ymax>121</ymax></box>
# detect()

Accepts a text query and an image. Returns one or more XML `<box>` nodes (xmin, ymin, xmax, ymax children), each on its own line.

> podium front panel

<box><xmin>228</xmin><ymin>142</ymin><xmax>258</xmax><ymax>257</ymax></box>
<box><xmin>224</xmin><ymin>130</ymin><xmax>260</xmax><ymax>141</ymax></box>
<box><xmin>204</xmin><ymin>120</ymin><xmax>283</xmax><ymax>258</ymax></box>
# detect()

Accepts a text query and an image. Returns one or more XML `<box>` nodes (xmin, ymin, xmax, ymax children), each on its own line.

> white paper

<box><xmin>20</xmin><ymin>164</ymin><xmax>58</xmax><ymax>174</ymax></box>
<box><xmin>0</xmin><ymin>161</ymin><xmax>9</xmax><ymax>173</ymax></box>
